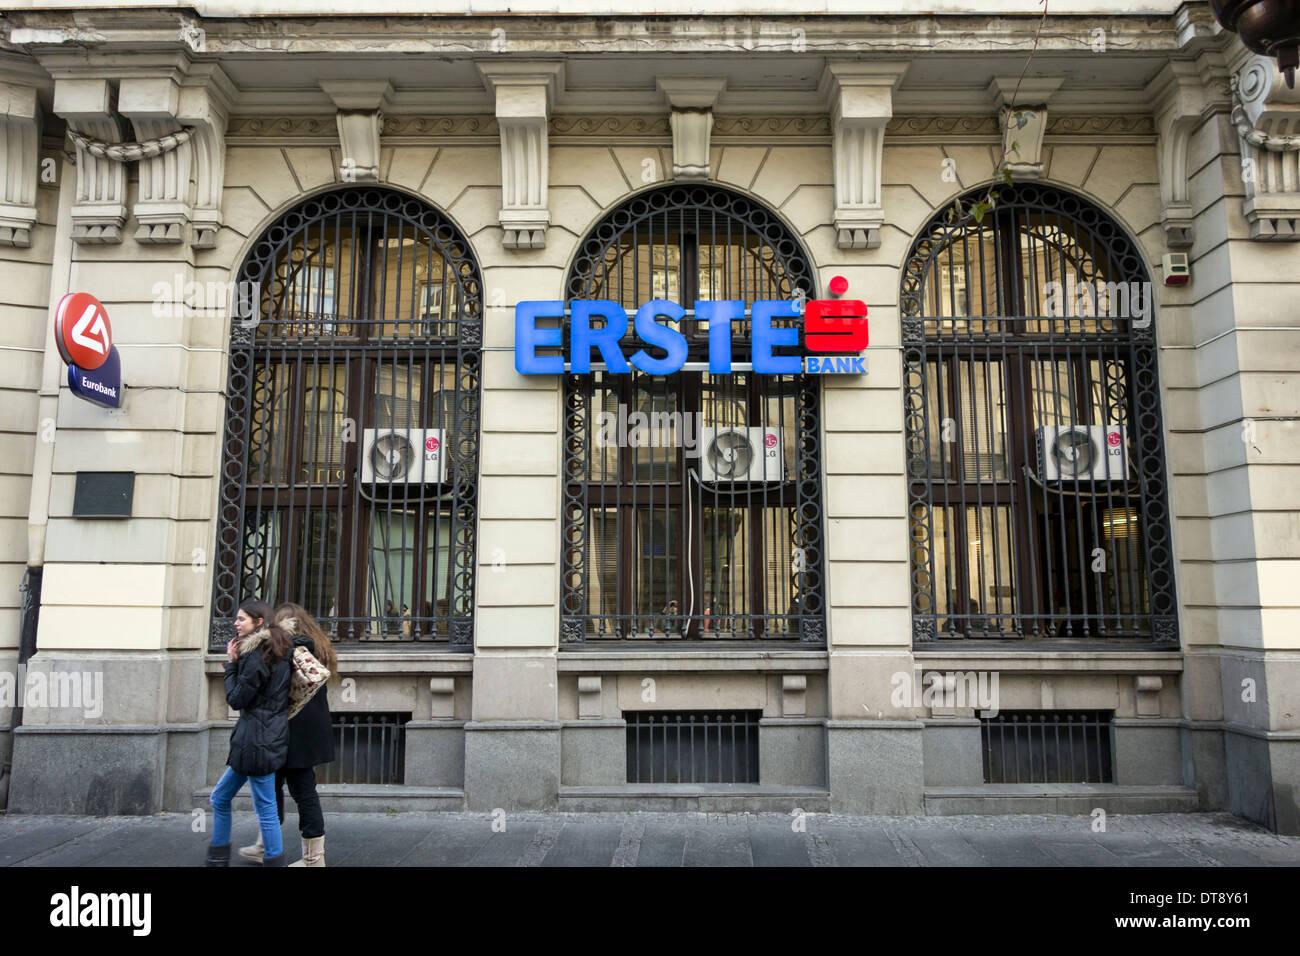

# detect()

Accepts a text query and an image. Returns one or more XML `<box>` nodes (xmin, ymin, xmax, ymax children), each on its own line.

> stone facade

<box><xmin>0</xmin><ymin>4</ymin><xmax>1296</xmax><ymax>832</ymax></box>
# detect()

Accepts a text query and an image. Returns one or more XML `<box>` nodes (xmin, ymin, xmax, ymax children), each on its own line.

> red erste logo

<box><xmin>804</xmin><ymin>276</ymin><xmax>868</xmax><ymax>354</ymax></box>
<box><xmin>55</xmin><ymin>292</ymin><xmax>113</xmax><ymax>371</ymax></box>
<box><xmin>425</xmin><ymin>436</ymin><xmax>440</xmax><ymax>453</ymax></box>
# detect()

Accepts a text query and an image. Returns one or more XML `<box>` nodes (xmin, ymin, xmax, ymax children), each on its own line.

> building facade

<box><xmin>0</xmin><ymin>2</ymin><xmax>1297</xmax><ymax>831</ymax></box>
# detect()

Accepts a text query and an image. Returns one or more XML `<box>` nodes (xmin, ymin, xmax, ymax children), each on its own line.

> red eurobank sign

<box><xmin>55</xmin><ymin>292</ymin><xmax>122</xmax><ymax>409</ymax></box>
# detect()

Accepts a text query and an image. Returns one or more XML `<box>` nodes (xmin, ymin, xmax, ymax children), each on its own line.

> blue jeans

<box><xmin>209</xmin><ymin>766</ymin><xmax>283</xmax><ymax>858</ymax></box>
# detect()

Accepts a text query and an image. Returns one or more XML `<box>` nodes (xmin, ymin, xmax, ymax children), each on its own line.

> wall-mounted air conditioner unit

<box><xmin>700</xmin><ymin>427</ymin><xmax>784</xmax><ymax>483</ymax></box>
<box><xmin>361</xmin><ymin>428</ymin><xmax>448</xmax><ymax>485</ymax></box>
<box><xmin>1035</xmin><ymin>425</ymin><xmax>1129</xmax><ymax>481</ymax></box>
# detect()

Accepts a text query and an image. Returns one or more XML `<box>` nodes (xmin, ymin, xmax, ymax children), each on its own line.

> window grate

<box><xmin>901</xmin><ymin>183</ymin><xmax>1178</xmax><ymax>646</ymax></box>
<box><xmin>980</xmin><ymin>710</ymin><xmax>1114</xmax><ymax>784</ymax></box>
<box><xmin>625</xmin><ymin>710</ymin><xmax>761</xmax><ymax>784</ymax></box>
<box><xmin>560</xmin><ymin>184</ymin><xmax>825</xmax><ymax>646</ymax></box>
<box><xmin>318</xmin><ymin>712</ymin><xmax>410</xmax><ymax>785</ymax></box>
<box><xmin>209</xmin><ymin>187</ymin><xmax>483</xmax><ymax>649</ymax></box>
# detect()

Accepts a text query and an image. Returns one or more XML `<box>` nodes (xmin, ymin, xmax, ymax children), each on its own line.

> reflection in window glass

<box><xmin>635</xmin><ymin>507</ymin><xmax>678</xmax><ymax>635</ymax></box>
<box><xmin>299</xmin><ymin>364</ymin><xmax>348</xmax><ymax>485</ymax></box>
<box><xmin>296</xmin><ymin>512</ymin><xmax>338</xmax><ymax>621</ymax></box>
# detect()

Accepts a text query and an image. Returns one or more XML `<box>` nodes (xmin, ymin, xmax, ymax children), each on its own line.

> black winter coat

<box><xmin>285</xmin><ymin>633</ymin><xmax>335</xmax><ymax>769</ymax></box>
<box><xmin>224</xmin><ymin>627</ymin><xmax>291</xmax><ymax>777</ymax></box>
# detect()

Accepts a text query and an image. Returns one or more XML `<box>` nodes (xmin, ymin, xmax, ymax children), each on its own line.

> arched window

<box><xmin>210</xmin><ymin>187</ymin><xmax>482</xmax><ymax>646</ymax></box>
<box><xmin>561</xmin><ymin>184</ymin><xmax>825</xmax><ymax>644</ymax></box>
<box><xmin>901</xmin><ymin>184</ymin><xmax>1176</xmax><ymax>645</ymax></box>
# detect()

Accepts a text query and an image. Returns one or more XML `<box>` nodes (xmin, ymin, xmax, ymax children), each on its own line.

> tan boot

<box><xmin>289</xmin><ymin>835</ymin><xmax>325</xmax><ymax>867</ymax></box>
<box><xmin>238</xmin><ymin>832</ymin><xmax>264</xmax><ymax>863</ymax></box>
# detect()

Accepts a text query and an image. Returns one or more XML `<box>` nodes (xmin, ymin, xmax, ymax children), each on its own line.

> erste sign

<box><xmin>515</xmin><ymin>284</ymin><xmax>867</xmax><ymax>376</ymax></box>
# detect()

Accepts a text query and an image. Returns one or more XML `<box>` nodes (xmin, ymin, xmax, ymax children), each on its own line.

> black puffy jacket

<box><xmin>224</xmin><ymin>626</ymin><xmax>291</xmax><ymax>777</ymax></box>
<box><xmin>285</xmin><ymin>632</ymin><xmax>335</xmax><ymax>769</ymax></box>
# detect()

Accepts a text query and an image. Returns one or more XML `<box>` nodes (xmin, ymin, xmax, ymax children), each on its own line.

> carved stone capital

<box><xmin>54</xmin><ymin>77</ymin><xmax>126</xmax><ymax>244</ymax></box>
<box><xmin>179</xmin><ymin>65</ymin><xmax>234</xmax><ymax>250</ymax></box>
<box><xmin>321</xmin><ymin>80</ymin><xmax>391</xmax><ymax>183</ymax></box>
<box><xmin>989</xmin><ymin>76</ymin><xmax>1063</xmax><ymax>181</ymax></box>
<box><xmin>1146</xmin><ymin>61</ymin><xmax>1209</xmax><ymax>249</ymax></box>
<box><xmin>821</xmin><ymin>61</ymin><xmax>909</xmax><ymax>249</ymax></box>
<box><xmin>479</xmin><ymin>62</ymin><xmax>563</xmax><ymax>250</ymax></box>
<box><xmin>119</xmin><ymin>76</ymin><xmax>190</xmax><ymax>244</ymax></box>
<box><xmin>0</xmin><ymin>82</ymin><xmax>41</xmax><ymax>248</ymax></box>
<box><xmin>1232</xmin><ymin>56</ymin><xmax>1300</xmax><ymax>241</ymax></box>
<box><xmin>658</xmin><ymin>76</ymin><xmax>726</xmax><ymax>180</ymax></box>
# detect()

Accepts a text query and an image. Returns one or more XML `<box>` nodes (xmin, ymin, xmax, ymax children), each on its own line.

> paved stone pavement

<box><xmin>1</xmin><ymin>810</ymin><xmax>1297</xmax><ymax>866</ymax></box>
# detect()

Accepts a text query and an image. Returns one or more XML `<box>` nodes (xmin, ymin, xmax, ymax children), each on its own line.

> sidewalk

<box><xmin>2</xmin><ymin>810</ymin><xmax>1297</xmax><ymax>866</ymax></box>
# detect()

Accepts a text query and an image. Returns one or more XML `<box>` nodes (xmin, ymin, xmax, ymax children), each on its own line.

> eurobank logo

<box><xmin>515</xmin><ymin>276</ymin><xmax>867</xmax><ymax>376</ymax></box>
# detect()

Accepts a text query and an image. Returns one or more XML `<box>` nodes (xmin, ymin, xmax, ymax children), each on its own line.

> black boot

<box><xmin>262</xmin><ymin>851</ymin><xmax>288</xmax><ymax>867</ymax></box>
<box><xmin>205</xmin><ymin>843</ymin><xmax>231</xmax><ymax>867</ymax></box>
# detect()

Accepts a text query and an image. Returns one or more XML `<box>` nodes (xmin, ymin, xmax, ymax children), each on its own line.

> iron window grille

<box><xmin>901</xmin><ymin>184</ymin><xmax>1178</xmax><ymax>646</ymax></box>
<box><xmin>318</xmin><ymin>712</ymin><xmax>411</xmax><ymax>785</ymax></box>
<box><xmin>980</xmin><ymin>710</ymin><xmax>1115</xmax><ymax>784</ymax></box>
<box><xmin>561</xmin><ymin>184</ymin><xmax>825</xmax><ymax>645</ymax></box>
<box><xmin>626</xmin><ymin>710</ymin><xmax>761</xmax><ymax>784</ymax></box>
<box><xmin>210</xmin><ymin>188</ymin><xmax>482</xmax><ymax>649</ymax></box>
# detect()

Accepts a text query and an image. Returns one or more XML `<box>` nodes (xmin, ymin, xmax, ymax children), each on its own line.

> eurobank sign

<box><xmin>515</xmin><ymin>285</ymin><xmax>867</xmax><ymax>376</ymax></box>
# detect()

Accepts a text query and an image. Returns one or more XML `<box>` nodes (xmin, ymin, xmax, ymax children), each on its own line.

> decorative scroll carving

<box><xmin>1232</xmin><ymin>56</ymin><xmax>1300</xmax><ymax>241</ymax></box>
<box><xmin>658</xmin><ymin>76</ymin><xmax>726</xmax><ymax>180</ymax></box>
<box><xmin>1146</xmin><ymin>62</ymin><xmax>1207</xmax><ymax>249</ymax></box>
<box><xmin>990</xmin><ymin>76</ymin><xmax>1063</xmax><ymax>181</ymax></box>
<box><xmin>55</xmin><ymin>78</ymin><xmax>127</xmax><ymax>245</ymax></box>
<box><xmin>550</xmin><ymin>115</ymin><xmax>668</xmax><ymax>135</ymax></box>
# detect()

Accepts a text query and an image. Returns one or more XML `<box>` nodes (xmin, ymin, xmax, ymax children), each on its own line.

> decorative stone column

<box><xmin>0</xmin><ymin>80</ymin><xmax>40</xmax><ymax>248</ymax></box>
<box><xmin>657</xmin><ymin>76</ymin><xmax>726</xmax><ymax>181</ymax></box>
<box><xmin>53</xmin><ymin>77</ymin><xmax>127</xmax><ymax>244</ymax></box>
<box><xmin>822</xmin><ymin>62</ymin><xmax>908</xmax><ymax>249</ymax></box>
<box><xmin>478</xmin><ymin>62</ymin><xmax>563</xmax><ymax>250</ymax></box>
<box><xmin>119</xmin><ymin>75</ymin><xmax>192</xmax><ymax>244</ymax></box>
<box><xmin>1148</xmin><ymin>61</ymin><xmax>1211</xmax><ymax>249</ymax></box>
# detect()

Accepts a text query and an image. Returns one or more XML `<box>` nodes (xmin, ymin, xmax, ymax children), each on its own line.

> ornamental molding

<box><xmin>0</xmin><ymin>82</ymin><xmax>41</xmax><ymax>248</ymax></box>
<box><xmin>478</xmin><ymin>61</ymin><xmax>563</xmax><ymax>250</ymax></box>
<box><xmin>658</xmin><ymin>76</ymin><xmax>727</xmax><ymax>181</ymax></box>
<box><xmin>551</xmin><ymin>115</ymin><xmax>670</xmax><ymax>136</ymax></box>
<box><xmin>1231</xmin><ymin>55</ymin><xmax>1300</xmax><ymax>241</ymax></box>
<box><xmin>821</xmin><ymin>60</ymin><xmax>909</xmax><ymax>250</ymax></box>
<box><xmin>714</xmin><ymin>115</ymin><xmax>832</xmax><ymax>136</ymax></box>
<box><xmin>320</xmin><ymin>79</ymin><xmax>390</xmax><ymax>183</ymax></box>
<box><xmin>53</xmin><ymin>77</ymin><xmax>128</xmax><ymax>245</ymax></box>
<box><xmin>227</xmin><ymin>116</ymin><xmax>337</xmax><ymax>137</ymax></box>
<box><xmin>989</xmin><ymin>76</ymin><xmax>1064</xmax><ymax>181</ymax></box>
<box><xmin>1146</xmin><ymin>61</ymin><xmax>1209</xmax><ymax>249</ymax></box>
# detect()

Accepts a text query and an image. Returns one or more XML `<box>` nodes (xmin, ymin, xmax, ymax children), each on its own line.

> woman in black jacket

<box><xmin>239</xmin><ymin>602</ymin><xmax>336</xmax><ymax>866</ymax></box>
<box><xmin>205</xmin><ymin>599</ymin><xmax>292</xmax><ymax>867</ymax></box>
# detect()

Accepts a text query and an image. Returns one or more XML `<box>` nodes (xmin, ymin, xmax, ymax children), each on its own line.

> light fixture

<box><xmin>1212</xmin><ymin>0</ymin><xmax>1300</xmax><ymax>89</ymax></box>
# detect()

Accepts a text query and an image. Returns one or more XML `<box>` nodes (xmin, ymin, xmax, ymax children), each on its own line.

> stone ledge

<box><xmin>194</xmin><ymin>783</ymin><xmax>466</xmax><ymax>813</ymax></box>
<box><xmin>557</xmin><ymin>649</ymin><xmax>828</xmax><ymax>673</ymax></box>
<box><xmin>911</xmin><ymin>651</ymin><xmax>1184</xmax><ymax>675</ymax></box>
<box><xmin>924</xmin><ymin>784</ymin><xmax>1200</xmax><ymax>816</ymax></box>
<box><xmin>559</xmin><ymin>784</ymin><xmax>830</xmax><ymax>813</ymax></box>
<box><xmin>204</xmin><ymin>652</ymin><xmax>473</xmax><ymax>676</ymax></box>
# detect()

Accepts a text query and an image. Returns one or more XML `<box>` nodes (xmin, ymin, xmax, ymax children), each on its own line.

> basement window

<box><xmin>625</xmin><ymin>710</ymin><xmax>761</xmax><ymax>784</ymax></box>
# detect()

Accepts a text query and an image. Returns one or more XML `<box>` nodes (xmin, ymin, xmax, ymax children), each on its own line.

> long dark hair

<box><xmin>237</xmin><ymin>598</ymin><xmax>291</xmax><ymax>665</ymax></box>
<box><xmin>274</xmin><ymin>602</ymin><xmax>338</xmax><ymax>673</ymax></box>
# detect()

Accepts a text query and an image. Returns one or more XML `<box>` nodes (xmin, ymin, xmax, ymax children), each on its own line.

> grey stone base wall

<box><xmin>1224</xmin><ymin>727</ymin><xmax>1300</xmax><ymax>835</ymax></box>
<box><xmin>9</xmin><ymin>726</ymin><xmax>167</xmax><ymax>814</ymax></box>
<box><xmin>759</xmin><ymin>718</ymin><xmax>826</xmax><ymax>787</ymax></box>
<box><xmin>922</xmin><ymin>719</ymin><xmax>984</xmax><ymax>786</ymax></box>
<box><xmin>560</xmin><ymin>720</ymin><xmax>625</xmax><ymax>786</ymax></box>
<box><xmin>403</xmin><ymin>722</ymin><xmax>466</xmax><ymax>787</ymax></box>
<box><xmin>827</xmin><ymin>720</ymin><xmax>924</xmax><ymax>813</ymax></box>
<box><xmin>464</xmin><ymin>721</ymin><xmax>560</xmax><ymax>811</ymax></box>
<box><xmin>1114</xmin><ymin>719</ymin><xmax>1184</xmax><ymax>785</ymax></box>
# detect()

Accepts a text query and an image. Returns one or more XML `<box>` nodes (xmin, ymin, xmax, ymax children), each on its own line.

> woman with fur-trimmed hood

<box><xmin>204</xmin><ymin>599</ymin><xmax>292</xmax><ymax>867</ymax></box>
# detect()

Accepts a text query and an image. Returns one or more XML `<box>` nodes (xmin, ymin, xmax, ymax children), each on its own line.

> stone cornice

<box><xmin>4</xmin><ymin>10</ymin><xmax>1232</xmax><ymax>57</ymax></box>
